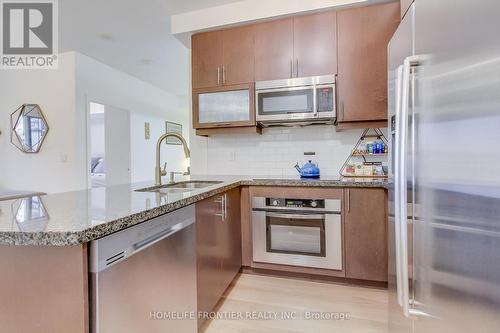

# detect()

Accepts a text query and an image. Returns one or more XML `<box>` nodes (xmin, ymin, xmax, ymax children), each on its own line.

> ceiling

<box><xmin>59</xmin><ymin>0</ymin><xmax>244</xmax><ymax>96</ymax></box>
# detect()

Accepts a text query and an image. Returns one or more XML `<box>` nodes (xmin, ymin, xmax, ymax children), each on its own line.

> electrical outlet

<box><xmin>229</xmin><ymin>151</ymin><xmax>236</xmax><ymax>161</ymax></box>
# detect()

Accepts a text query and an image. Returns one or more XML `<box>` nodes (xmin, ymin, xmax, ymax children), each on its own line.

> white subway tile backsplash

<box><xmin>199</xmin><ymin>125</ymin><xmax>367</xmax><ymax>176</ymax></box>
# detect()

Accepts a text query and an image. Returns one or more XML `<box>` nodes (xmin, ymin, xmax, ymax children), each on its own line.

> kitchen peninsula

<box><xmin>0</xmin><ymin>176</ymin><xmax>387</xmax><ymax>332</ymax></box>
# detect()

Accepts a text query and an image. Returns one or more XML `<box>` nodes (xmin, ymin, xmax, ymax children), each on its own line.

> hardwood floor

<box><xmin>204</xmin><ymin>273</ymin><xmax>389</xmax><ymax>333</ymax></box>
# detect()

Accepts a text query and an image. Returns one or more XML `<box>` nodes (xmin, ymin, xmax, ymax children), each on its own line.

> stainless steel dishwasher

<box><xmin>89</xmin><ymin>205</ymin><xmax>197</xmax><ymax>333</ymax></box>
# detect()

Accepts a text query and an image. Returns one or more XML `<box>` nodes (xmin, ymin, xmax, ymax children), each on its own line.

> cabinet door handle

<box><xmin>215</xmin><ymin>194</ymin><xmax>226</xmax><ymax>221</ymax></box>
<box><xmin>347</xmin><ymin>189</ymin><xmax>350</xmax><ymax>213</ymax></box>
<box><xmin>290</xmin><ymin>59</ymin><xmax>293</xmax><ymax>78</ymax></box>
<box><xmin>223</xmin><ymin>193</ymin><xmax>227</xmax><ymax>220</ymax></box>
<box><xmin>217</xmin><ymin>66</ymin><xmax>221</xmax><ymax>85</ymax></box>
<box><xmin>222</xmin><ymin>65</ymin><xmax>226</xmax><ymax>85</ymax></box>
<box><xmin>296</xmin><ymin>59</ymin><xmax>299</xmax><ymax>78</ymax></box>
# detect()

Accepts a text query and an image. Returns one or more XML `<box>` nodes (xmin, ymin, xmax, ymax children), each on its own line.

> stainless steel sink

<box><xmin>136</xmin><ymin>181</ymin><xmax>223</xmax><ymax>193</ymax></box>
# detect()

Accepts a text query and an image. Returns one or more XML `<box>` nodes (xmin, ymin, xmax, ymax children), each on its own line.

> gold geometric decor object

<box><xmin>10</xmin><ymin>104</ymin><xmax>49</xmax><ymax>153</ymax></box>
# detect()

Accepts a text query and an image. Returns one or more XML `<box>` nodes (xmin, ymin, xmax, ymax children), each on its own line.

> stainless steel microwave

<box><xmin>255</xmin><ymin>75</ymin><xmax>336</xmax><ymax>126</ymax></box>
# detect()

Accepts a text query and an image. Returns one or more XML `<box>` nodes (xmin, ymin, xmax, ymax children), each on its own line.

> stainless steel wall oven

<box><xmin>252</xmin><ymin>197</ymin><xmax>342</xmax><ymax>270</ymax></box>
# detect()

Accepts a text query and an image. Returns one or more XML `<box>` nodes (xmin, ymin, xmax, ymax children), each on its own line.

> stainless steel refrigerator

<box><xmin>388</xmin><ymin>0</ymin><xmax>500</xmax><ymax>332</ymax></box>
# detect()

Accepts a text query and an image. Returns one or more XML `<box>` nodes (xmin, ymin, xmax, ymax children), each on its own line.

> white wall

<box><xmin>0</xmin><ymin>53</ymin><xmax>80</xmax><ymax>193</ymax></box>
<box><xmin>130</xmin><ymin>112</ymin><xmax>190</xmax><ymax>183</ymax></box>
<box><xmin>0</xmin><ymin>51</ymin><xmax>190</xmax><ymax>194</ymax></box>
<box><xmin>90</xmin><ymin>113</ymin><xmax>105</xmax><ymax>157</ymax></box>
<box><xmin>104</xmin><ymin>105</ymin><xmax>132</xmax><ymax>186</ymax></box>
<box><xmin>75</xmin><ymin>52</ymin><xmax>190</xmax><ymax>187</ymax></box>
<box><xmin>191</xmin><ymin>125</ymin><xmax>366</xmax><ymax>176</ymax></box>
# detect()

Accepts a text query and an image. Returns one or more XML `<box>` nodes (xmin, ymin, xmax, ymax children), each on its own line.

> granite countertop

<box><xmin>0</xmin><ymin>175</ymin><xmax>387</xmax><ymax>246</ymax></box>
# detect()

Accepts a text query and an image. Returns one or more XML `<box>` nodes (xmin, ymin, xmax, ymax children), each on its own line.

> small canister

<box><xmin>354</xmin><ymin>163</ymin><xmax>364</xmax><ymax>176</ymax></box>
<box><xmin>363</xmin><ymin>164</ymin><xmax>374</xmax><ymax>176</ymax></box>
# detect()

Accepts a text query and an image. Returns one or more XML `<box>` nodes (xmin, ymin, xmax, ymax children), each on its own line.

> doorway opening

<box><xmin>88</xmin><ymin>102</ymin><xmax>131</xmax><ymax>188</ymax></box>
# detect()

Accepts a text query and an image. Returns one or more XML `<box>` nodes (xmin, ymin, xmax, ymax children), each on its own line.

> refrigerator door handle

<box><xmin>400</xmin><ymin>54</ymin><xmax>425</xmax><ymax>318</ymax></box>
<box><xmin>394</xmin><ymin>64</ymin><xmax>405</xmax><ymax>308</ymax></box>
<box><xmin>399</xmin><ymin>56</ymin><xmax>411</xmax><ymax>318</ymax></box>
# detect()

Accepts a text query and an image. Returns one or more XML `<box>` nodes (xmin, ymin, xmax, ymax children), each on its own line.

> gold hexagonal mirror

<box><xmin>10</xmin><ymin>104</ymin><xmax>49</xmax><ymax>153</ymax></box>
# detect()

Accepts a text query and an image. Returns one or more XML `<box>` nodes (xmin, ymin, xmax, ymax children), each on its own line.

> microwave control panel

<box><xmin>316</xmin><ymin>87</ymin><xmax>334</xmax><ymax>112</ymax></box>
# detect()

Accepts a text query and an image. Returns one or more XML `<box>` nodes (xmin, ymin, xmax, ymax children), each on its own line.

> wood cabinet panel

<box><xmin>240</xmin><ymin>186</ymin><xmax>252</xmax><ymax>266</ymax></box>
<box><xmin>293</xmin><ymin>11</ymin><xmax>337</xmax><ymax>77</ymax></box>
<box><xmin>220</xmin><ymin>187</ymin><xmax>242</xmax><ymax>290</ymax></box>
<box><xmin>344</xmin><ymin>188</ymin><xmax>388</xmax><ymax>282</ymax></box>
<box><xmin>192</xmin><ymin>31</ymin><xmax>223</xmax><ymax>89</ymax></box>
<box><xmin>196</xmin><ymin>189</ymin><xmax>242</xmax><ymax>329</ymax></box>
<box><xmin>254</xmin><ymin>18</ymin><xmax>294</xmax><ymax>81</ymax></box>
<box><xmin>222</xmin><ymin>26</ymin><xmax>254</xmax><ymax>85</ymax></box>
<box><xmin>0</xmin><ymin>245</ymin><xmax>88</xmax><ymax>333</ymax></box>
<box><xmin>337</xmin><ymin>2</ymin><xmax>400</xmax><ymax>123</ymax></box>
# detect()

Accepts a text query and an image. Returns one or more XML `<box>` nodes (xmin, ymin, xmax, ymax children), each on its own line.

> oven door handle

<box><xmin>266</xmin><ymin>212</ymin><xmax>324</xmax><ymax>220</ymax></box>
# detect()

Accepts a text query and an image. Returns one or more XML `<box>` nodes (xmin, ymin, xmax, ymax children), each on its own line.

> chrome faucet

<box><xmin>155</xmin><ymin>132</ymin><xmax>191</xmax><ymax>186</ymax></box>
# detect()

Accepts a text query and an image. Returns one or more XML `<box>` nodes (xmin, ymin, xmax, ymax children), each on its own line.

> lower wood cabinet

<box><xmin>344</xmin><ymin>188</ymin><xmax>388</xmax><ymax>282</ymax></box>
<box><xmin>196</xmin><ymin>188</ymin><xmax>241</xmax><ymax>329</ymax></box>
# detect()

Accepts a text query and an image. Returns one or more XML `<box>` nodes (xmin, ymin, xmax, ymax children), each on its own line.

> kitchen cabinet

<box><xmin>293</xmin><ymin>11</ymin><xmax>337</xmax><ymax>78</ymax></box>
<box><xmin>192</xmin><ymin>83</ymin><xmax>255</xmax><ymax>129</ymax></box>
<box><xmin>344</xmin><ymin>188</ymin><xmax>388</xmax><ymax>282</ymax></box>
<box><xmin>254</xmin><ymin>13</ymin><xmax>337</xmax><ymax>81</ymax></box>
<box><xmin>401</xmin><ymin>0</ymin><xmax>413</xmax><ymax>18</ymax></box>
<box><xmin>337</xmin><ymin>2</ymin><xmax>400</xmax><ymax>127</ymax></box>
<box><xmin>196</xmin><ymin>188</ymin><xmax>241</xmax><ymax>329</ymax></box>
<box><xmin>192</xmin><ymin>27</ymin><xmax>256</xmax><ymax>132</ymax></box>
<box><xmin>192</xmin><ymin>31</ymin><xmax>222</xmax><ymax>89</ymax></box>
<box><xmin>192</xmin><ymin>26</ymin><xmax>254</xmax><ymax>89</ymax></box>
<box><xmin>0</xmin><ymin>245</ymin><xmax>88</xmax><ymax>333</ymax></box>
<box><xmin>219</xmin><ymin>188</ymin><xmax>242</xmax><ymax>289</ymax></box>
<box><xmin>222</xmin><ymin>25</ymin><xmax>254</xmax><ymax>86</ymax></box>
<box><xmin>254</xmin><ymin>18</ymin><xmax>294</xmax><ymax>81</ymax></box>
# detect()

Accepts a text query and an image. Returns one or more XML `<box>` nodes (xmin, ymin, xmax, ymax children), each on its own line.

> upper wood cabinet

<box><xmin>192</xmin><ymin>31</ymin><xmax>222</xmax><ymax>89</ymax></box>
<box><xmin>192</xmin><ymin>83</ymin><xmax>255</xmax><ymax>129</ymax></box>
<box><xmin>192</xmin><ymin>26</ymin><xmax>254</xmax><ymax>89</ymax></box>
<box><xmin>344</xmin><ymin>188</ymin><xmax>388</xmax><ymax>282</ymax></box>
<box><xmin>192</xmin><ymin>4</ymin><xmax>397</xmax><ymax>131</ymax></box>
<box><xmin>337</xmin><ymin>2</ymin><xmax>400</xmax><ymax>125</ymax></box>
<box><xmin>293</xmin><ymin>11</ymin><xmax>337</xmax><ymax>78</ymax></box>
<box><xmin>222</xmin><ymin>25</ymin><xmax>255</xmax><ymax>86</ymax></box>
<box><xmin>254</xmin><ymin>18</ymin><xmax>294</xmax><ymax>81</ymax></box>
<box><xmin>255</xmin><ymin>12</ymin><xmax>337</xmax><ymax>81</ymax></box>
